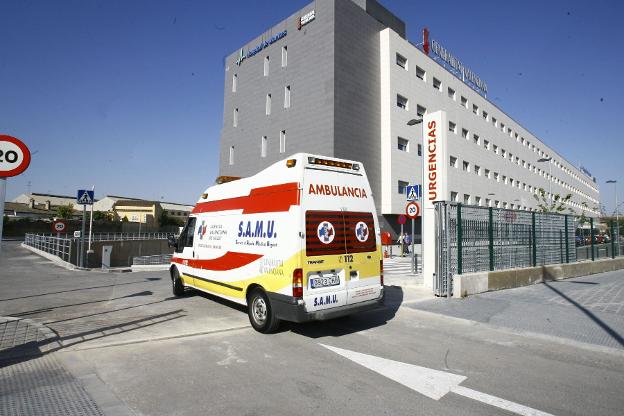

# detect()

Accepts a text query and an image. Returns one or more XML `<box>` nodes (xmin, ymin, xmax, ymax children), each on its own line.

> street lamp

<box><xmin>537</xmin><ymin>157</ymin><xmax>553</xmax><ymax>205</ymax></box>
<box><xmin>407</xmin><ymin>118</ymin><xmax>424</xmax><ymax>274</ymax></box>
<box><xmin>607</xmin><ymin>180</ymin><xmax>619</xmax><ymax>254</ymax></box>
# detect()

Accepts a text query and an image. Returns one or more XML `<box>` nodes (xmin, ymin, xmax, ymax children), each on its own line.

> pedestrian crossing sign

<box><xmin>406</xmin><ymin>185</ymin><xmax>421</xmax><ymax>201</ymax></box>
<box><xmin>76</xmin><ymin>189</ymin><xmax>94</xmax><ymax>205</ymax></box>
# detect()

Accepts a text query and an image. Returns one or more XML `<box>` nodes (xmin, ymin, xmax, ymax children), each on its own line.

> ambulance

<box><xmin>168</xmin><ymin>154</ymin><xmax>384</xmax><ymax>333</ymax></box>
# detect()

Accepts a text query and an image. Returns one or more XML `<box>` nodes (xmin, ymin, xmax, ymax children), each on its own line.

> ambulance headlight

<box><xmin>286</xmin><ymin>159</ymin><xmax>297</xmax><ymax>168</ymax></box>
<box><xmin>352</xmin><ymin>164</ymin><xmax>360</xmax><ymax>171</ymax></box>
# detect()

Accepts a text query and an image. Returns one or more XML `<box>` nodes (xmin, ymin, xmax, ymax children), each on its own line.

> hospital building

<box><xmin>218</xmin><ymin>0</ymin><xmax>600</xmax><ymax>235</ymax></box>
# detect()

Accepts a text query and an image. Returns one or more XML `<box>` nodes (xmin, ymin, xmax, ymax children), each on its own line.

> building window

<box><xmin>280</xmin><ymin>130</ymin><xmax>286</xmax><ymax>153</ymax></box>
<box><xmin>261</xmin><ymin>136</ymin><xmax>267</xmax><ymax>158</ymax></box>
<box><xmin>232</xmin><ymin>74</ymin><xmax>237</xmax><ymax>92</ymax></box>
<box><xmin>484</xmin><ymin>140</ymin><xmax>490</xmax><ymax>150</ymax></box>
<box><xmin>450</xmin><ymin>156</ymin><xmax>458</xmax><ymax>168</ymax></box>
<box><xmin>484</xmin><ymin>168</ymin><xmax>490</xmax><ymax>178</ymax></box>
<box><xmin>463</xmin><ymin>194</ymin><xmax>471</xmax><ymax>204</ymax></box>
<box><xmin>472</xmin><ymin>104</ymin><xmax>479</xmax><ymax>115</ymax></box>
<box><xmin>266</xmin><ymin>94</ymin><xmax>272</xmax><ymax>115</ymax></box>
<box><xmin>473</xmin><ymin>134</ymin><xmax>480</xmax><ymax>145</ymax></box>
<box><xmin>461</xmin><ymin>128</ymin><xmax>468</xmax><ymax>139</ymax></box>
<box><xmin>417</xmin><ymin>144</ymin><xmax>422</xmax><ymax>156</ymax></box>
<box><xmin>398</xmin><ymin>137</ymin><xmax>409</xmax><ymax>152</ymax></box>
<box><xmin>396</xmin><ymin>94</ymin><xmax>408</xmax><ymax>110</ymax></box>
<box><xmin>396</xmin><ymin>53</ymin><xmax>407</xmax><ymax>69</ymax></box>
<box><xmin>486</xmin><ymin>198</ymin><xmax>491</xmax><ymax>207</ymax></box>
<box><xmin>501</xmin><ymin>149</ymin><xmax>506</xmax><ymax>158</ymax></box>
<box><xmin>416</xmin><ymin>66</ymin><xmax>426</xmax><ymax>81</ymax></box>
<box><xmin>282</xmin><ymin>46</ymin><xmax>287</xmax><ymax>67</ymax></box>
<box><xmin>482</xmin><ymin>110</ymin><xmax>488</xmax><ymax>121</ymax></box>
<box><xmin>284</xmin><ymin>86</ymin><xmax>291</xmax><ymax>108</ymax></box>
<box><xmin>495</xmin><ymin>200</ymin><xmax>500</xmax><ymax>208</ymax></box>
<box><xmin>462</xmin><ymin>161</ymin><xmax>470</xmax><ymax>172</ymax></box>
<box><xmin>433</xmin><ymin>77</ymin><xmax>441</xmax><ymax>91</ymax></box>
<box><xmin>460</xmin><ymin>96</ymin><xmax>467</xmax><ymax>108</ymax></box>
<box><xmin>494</xmin><ymin>172</ymin><xmax>499</xmax><ymax>182</ymax></box>
<box><xmin>502</xmin><ymin>175</ymin><xmax>507</xmax><ymax>184</ymax></box>
<box><xmin>449</xmin><ymin>121</ymin><xmax>456</xmax><ymax>134</ymax></box>
<box><xmin>474</xmin><ymin>165</ymin><xmax>481</xmax><ymax>175</ymax></box>
<box><xmin>475</xmin><ymin>196</ymin><xmax>482</xmax><ymax>206</ymax></box>
<box><xmin>229</xmin><ymin>146</ymin><xmax>234</xmax><ymax>165</ymax></box>
<box><xmin>416</xmin><ymin>104</ymin><xmax>426</xmax><ymax>117</ymax></box>
<box><xmin>447</xmin><ymin>87</ymin><xmax>455</xmax><ymax>100</ymax></box>
<box><xmin>451</xmin><ymin>192</ymin><xmax>458</xmax><ymax>202</ymax></box>
<box><xmin>233</xmin><ymin>108</ymin><xmax>238</xmax><ymax>127</ymax></box>
<box><xmin>398</xmin><ymin>180</ymin><xmax>409</xmax><ymax>194</ymax></box>
<box><xmin>493</xmin><ymin>145</ymin><xmax>498</xmax><ymax>154</ymax></box>
<box><xmin>264</xmin><ymin>56</ymin><xmax>269</xmax><ymax>76</ymax></box>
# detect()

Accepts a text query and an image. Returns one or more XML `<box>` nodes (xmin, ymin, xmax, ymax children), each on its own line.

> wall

<box><xmin>84</xmin><ymin>240</ymin><xmax>174</xmax><ymax>268</ymax></box>
<box><xmin>219</xmin><ymin>0</ymin><xmax>336</xmax><ymax>178</ymax></box>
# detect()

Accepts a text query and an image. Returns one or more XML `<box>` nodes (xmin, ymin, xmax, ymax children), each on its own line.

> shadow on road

<box><xmin>544</xmin><ymin>281</ymin><xmax>624</xmax><ymax>347</ymax></box>
<box><xmin>11</xmin><ymin>291</ymin><xmax>155</xmax><ymax>318</ymax></box>
<box><xmin>0</xmin><ymin>278</ymin><xmax>160</xmax><ymax>302</ymax></box>
<box><xmin>288</xmin><ymin>286</ymin><xmax>403</xmax><ymax>338</ymax></box>
<box><xmin>0</xmin><ymin>309</ymin><xmax>186</xmax><ymax>369</ymax></box>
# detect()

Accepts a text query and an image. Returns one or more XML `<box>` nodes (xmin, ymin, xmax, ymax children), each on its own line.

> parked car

<box><xmin>575</xmin><ymin>235</ymin><xmax>584</xmax><ymax>246</ymax></box>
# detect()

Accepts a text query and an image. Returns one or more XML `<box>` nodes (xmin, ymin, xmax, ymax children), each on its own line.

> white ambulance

<box><xmin>168</xmin><ymin>154</ymin><xmax>384</xmax><ymax>333</ymax></box>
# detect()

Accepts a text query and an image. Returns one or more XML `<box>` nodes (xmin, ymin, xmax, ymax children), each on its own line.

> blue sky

<box><xmin>1</xmin><ymin>0</ymin><xmax>622</xmax><ymax>213</ymax></box>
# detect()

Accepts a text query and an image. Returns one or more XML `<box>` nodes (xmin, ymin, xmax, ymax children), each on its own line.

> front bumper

<box><xmin>267</xmin><ymin>288</ymin><xmax>385</xmax><ymax>323</ymax></box>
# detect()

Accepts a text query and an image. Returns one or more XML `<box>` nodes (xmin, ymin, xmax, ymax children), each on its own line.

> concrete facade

<box><xmin>219</xmin><ymin>0</ymin><xmax>600</xmax><ymax>236</ymax></box>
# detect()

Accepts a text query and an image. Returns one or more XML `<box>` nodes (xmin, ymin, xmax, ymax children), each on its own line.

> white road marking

<box><xmin>320</xmin><ymin>344</ymin><xmax>556</xmax><ymax>416</ymax></box>
<box><xmin>451</xmin><ymin>386</ymin><xmax>554</xmax><ymax>416</ymax></box>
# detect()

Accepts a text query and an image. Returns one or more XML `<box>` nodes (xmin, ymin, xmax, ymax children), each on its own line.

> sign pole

<box><xmin>411</xmin><ymin>217</ymin><xmax>415</xmax><ymax>273</ymax></box>
<box><xmin>400</xmin><ymin>223</ymin><xmax>404</xmax><ymax>256</ymax></box>
<box><xmin>80</xmin><ymin>204</ymin><xmax>86</xmax><ymax>268</ymax></box>
<box><xmin>88</xmin><ymin>185</ymin><xmax>94</xmax><ymax>254</ymax></box>
<box><xmin>0</xmin><ymin>177</ymin><xmax>6</xmax><ymax>254</ymax></box>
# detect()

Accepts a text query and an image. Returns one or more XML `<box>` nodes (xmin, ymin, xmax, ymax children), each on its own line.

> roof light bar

<box><xmin>307</xmin><ymin>157</ymin><xmax>359</xmax><ymax>171</ymax></box>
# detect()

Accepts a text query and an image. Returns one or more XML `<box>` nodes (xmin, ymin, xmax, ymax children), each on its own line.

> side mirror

<box><xmin>167</xmin><ymin>234</ymin><xmax>178</xmax><ymax>249</ymax></box>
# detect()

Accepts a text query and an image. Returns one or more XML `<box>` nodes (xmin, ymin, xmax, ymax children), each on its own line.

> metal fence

<box><xmin>23</xmin><ymin>232</ymin><xmax>174</xmax><ymax>267</ymax></box>
<box><xmin>24</xmin><ymin>234</ymin><xmax>73</xmax><ymax>263</ymax></box>
<box><xmin>435</xmin><ymin>202</ymin><xmax>578</xmax><ymax>296</ymax></box>
<box><xmin>132</xmin><ymin>254</ymin><xmax>173</xmax><ymax>266</ymax></box>
<box><xmin>41</xmin><ymin>232</ymin><xmax>171</xmax><ymax>241</ymax></box>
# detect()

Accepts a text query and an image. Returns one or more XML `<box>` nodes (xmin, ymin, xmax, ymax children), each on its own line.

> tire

<box><xmin>247</xmin><ymin>289</ymin><xmax>280</xmax><ymax>333</ymax></box>
<box><xmin>171</xmin><ymin>267</ymin><xmax>185</xmax><ymax>297</ymax></box>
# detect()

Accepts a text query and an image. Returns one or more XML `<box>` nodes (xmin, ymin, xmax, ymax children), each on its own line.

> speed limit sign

<box><xmin>0</xmin><ymin>135</ymin><xmax>31</xmax><ymax>178</ymax></box>
<box><xmin>406</xmin><ymin>201</ymin><xmax>420</xmax><ymax>219</ymax></box>
<box><xmin>52</xmin><ymin>220</ymin><xmax>67</xmax><ymax>233</ymax></box>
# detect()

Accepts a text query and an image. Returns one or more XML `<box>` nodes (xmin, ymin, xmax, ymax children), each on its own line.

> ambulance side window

<box><xmin>176</xmin><ymin>218</ymin><xmax>196</xmax><ymax>252</ymax></box>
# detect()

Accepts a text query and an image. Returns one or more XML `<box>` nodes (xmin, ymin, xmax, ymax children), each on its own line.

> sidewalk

<box><xmin>0</xmin><ymin>317</ymin><xmax>105</xmax><ymax>416</ymax></box>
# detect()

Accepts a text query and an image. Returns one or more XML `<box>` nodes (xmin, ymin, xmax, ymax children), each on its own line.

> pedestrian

<box><xmin>397</xmin><ymin>233</ymin><xmax>405</xmax><ymax>256</ymax></box>
<box><xmin>404</xmin><ymin>233</ymin><xmax>411</xmax><ymax>253</ymax></box>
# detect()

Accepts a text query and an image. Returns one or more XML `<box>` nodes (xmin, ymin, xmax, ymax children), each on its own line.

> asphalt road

<box><xmin>1</xmin><ymin>242</ymin><xmax>623</xmax><ymax>416</ymax></box>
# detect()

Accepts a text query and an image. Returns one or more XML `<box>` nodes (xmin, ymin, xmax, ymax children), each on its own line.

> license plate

<box><xmin>310</xmin><ymin>274</ymin><xmax>340</xmax><ymax>289</ymax></box>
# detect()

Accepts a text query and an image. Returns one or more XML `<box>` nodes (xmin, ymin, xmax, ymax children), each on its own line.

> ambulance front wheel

<box><xmin>248</xmin><ymin>289</ymin><xmax>280</xmax><ymax>333</ymax></box>
<box><xmin>171</xmin><ymin>267</ymin><xmax>185</xmax><ymax>297</ymax></box>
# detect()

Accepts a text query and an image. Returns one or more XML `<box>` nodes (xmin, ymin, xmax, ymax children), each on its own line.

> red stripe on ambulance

<box><xmin>172</xmin><ymin>252</ymin><xmax>263</xmax><ymax>271</ymax></box>
<box><xmin>192</xmin><ymin>182</ymin><xmax>300</xmax><ymax>214</ymax></box>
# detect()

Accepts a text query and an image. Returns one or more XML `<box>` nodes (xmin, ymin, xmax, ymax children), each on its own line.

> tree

<box><xmin>56</xmin><ymin>204</ymin><xmax>74</xmax><ymax>220</ymax></box>
<box><xmin>577</xmin><ymin>202</ymin><xmax>590</xmax><ymax>228</ymax></box>
<box><xmin>159</xmin><ymin>211</ymin><xmax>183</xmax><ymax>227</ymax></box>
<box><xmin>532</xmin><ymin>188</ymin><xmax>574</xmax><ymax>214</ymax></box>
<box><xmin>93</xmin><ymin>211</ymin><xmax>115</xmax><ymax>221</ymax></box>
